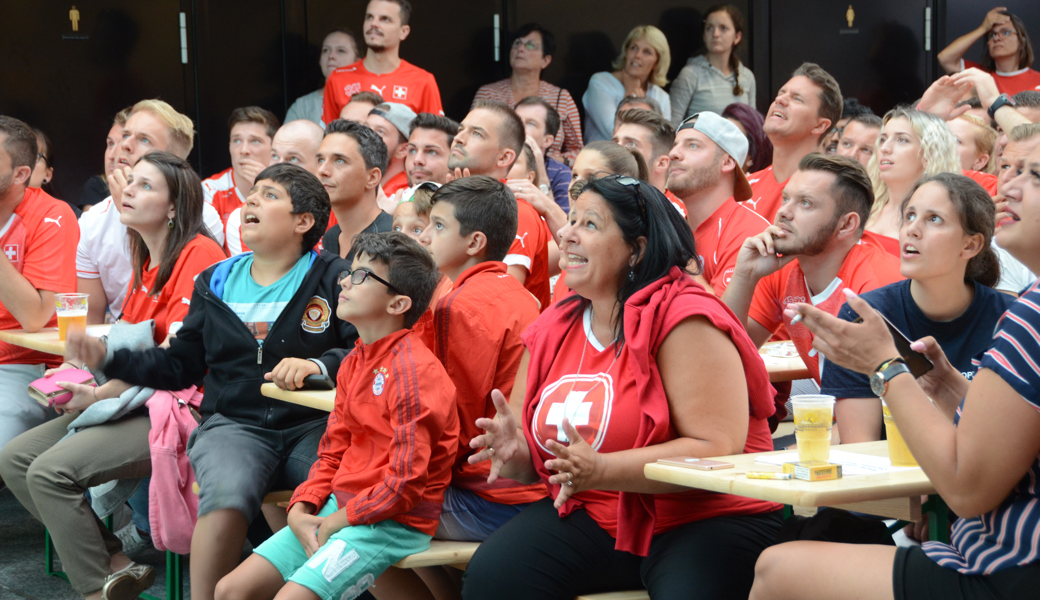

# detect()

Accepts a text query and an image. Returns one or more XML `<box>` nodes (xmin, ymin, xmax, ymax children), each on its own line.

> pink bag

<box><xmin>145</xmin><ymin>387</ymin><xmax>203</xmax><ymax>554</ymax></box>
<box><xmin>28</xmin><ymin>368</ymin><xmax>97</xmax><ymax>406</ymax></box>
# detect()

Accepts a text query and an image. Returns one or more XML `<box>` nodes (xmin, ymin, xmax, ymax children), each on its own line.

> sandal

<box><xmin>101</xmin><ymin>563</ymin><xmax>155</xmax><ymax>600</ymax></box>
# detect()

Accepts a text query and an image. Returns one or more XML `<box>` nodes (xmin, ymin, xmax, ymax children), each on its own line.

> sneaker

<box><xmin>115</xmin><ymin>522</ymin><xmax>151</xmax><ymax>556</ymax></box>
<box><xmin>101</xmin><ymin>563</ymin><xmax>155</xmax><ymax>600</ymax></box>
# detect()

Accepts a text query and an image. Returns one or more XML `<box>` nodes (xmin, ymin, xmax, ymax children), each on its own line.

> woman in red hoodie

<box><xmin>461</xmin><ymin>175</ymin><xmax>783</xmax><ymax>600</ymax></box>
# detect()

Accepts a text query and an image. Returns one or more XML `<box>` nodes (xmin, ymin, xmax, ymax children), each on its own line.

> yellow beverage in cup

<box><xmin>55</xmin><ymin>293</ymin><xmax>90</xmax><ymax>341</ymax></box>
<box><xmin>57</xmin><ymin>312</ymin><xmax>87</xmax><ymax>341</ymax></box>
<box><xmin>792</xmin><ymin>395</ymin><xmax>835</xmax><ymax>463</ymax></box>
<box><xmin>882</xmin><ymin>400</ymin><xmax>918</xmax><ymax>467</ymax></box>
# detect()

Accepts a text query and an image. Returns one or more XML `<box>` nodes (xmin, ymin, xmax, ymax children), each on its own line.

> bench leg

<box><xmin>924</xmin><ymin>495</ymin><xmax>950</xmax><ymax>544</ymax></box>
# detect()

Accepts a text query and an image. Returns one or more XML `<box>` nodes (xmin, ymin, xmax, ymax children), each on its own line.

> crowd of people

<box><xmin>1</xmin><ymin>2</ymin><xmax>1040</xmax><ymax>600</ymax></box>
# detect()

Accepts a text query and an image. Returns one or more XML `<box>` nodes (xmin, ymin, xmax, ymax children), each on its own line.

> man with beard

<box><xmin>322</xmin><ymin>0</ymin><xmax>442</xmax><ymax>123</ymax></box>
<box><xmin>405</xmin><ymin>112</ymin><xmax>457</xmax><ymax>186</ymax></box>
<box><xmin>721</xmin><ymin>154</ymin><xmax>901</xmax><ymax>383</ymax></box>
<box><xmin>668</xmin><ymin>112</ymin><xmax>769</xmax><ymax>296</ymax></box>
<box><xmin>450</xmin><ymin>100</ymin><xmax>551</xmax><ymax>309</ymax></box>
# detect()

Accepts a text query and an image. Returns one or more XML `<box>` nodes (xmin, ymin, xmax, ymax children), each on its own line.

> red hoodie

<box><xmin>290</xmin><ymin>329</ymin><xmax>459</xmax><ymax>536</ymax></box>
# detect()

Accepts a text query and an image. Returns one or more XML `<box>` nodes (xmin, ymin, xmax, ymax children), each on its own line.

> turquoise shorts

<box><xmin>253</xmin><ymin>496</ymin><xmax>431</xmax><ymax>600</ymax></box>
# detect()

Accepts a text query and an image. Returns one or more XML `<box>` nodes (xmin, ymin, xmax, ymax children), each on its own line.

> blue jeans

<box><xmin>435</xmin><ymin>486</ymin><xmax>528</xmax><ymax>542</ymax></box>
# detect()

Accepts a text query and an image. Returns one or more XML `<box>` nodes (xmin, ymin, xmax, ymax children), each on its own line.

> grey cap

<box><xmin>677</xmin><ymin>112</ymin><xmax>753</xmax><ymax>202</ymax></box>
<box><xmin>369</xmin><ymin>102</ymin><xmax>418</xmax><ymax>139</ymax></box>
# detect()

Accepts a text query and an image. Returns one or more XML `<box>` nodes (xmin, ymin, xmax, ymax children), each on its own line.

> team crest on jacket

<box><xmin>301</xmin><ymin>296</ymin><xmax>331</xmax><ymax>333</ymax></box>
<box><xmin>532</xmin><ymin>373</ymin><xmax>614</xmax><ymax>456</ymax></box>
<box><xmin>372</xmin><ymin>366</ymin><xmax>388</xmax><ymax>396</ymax></box>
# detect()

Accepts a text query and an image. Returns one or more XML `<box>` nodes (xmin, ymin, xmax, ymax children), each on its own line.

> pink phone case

<box><xmin>28</xmin><ymin>368</ymin><xmax>97</xmax><ymax>407</ymax></box>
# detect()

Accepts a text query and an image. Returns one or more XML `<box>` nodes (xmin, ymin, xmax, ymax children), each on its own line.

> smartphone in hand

<box><xmin>300</xmin><ymin>374</ymin><xmax>335</xmax><ymax>391</ymax></box>
<box><xmin>854</xmin><ymin>313</ymin><xmax>933</xmax><ymax>378</ymax></box>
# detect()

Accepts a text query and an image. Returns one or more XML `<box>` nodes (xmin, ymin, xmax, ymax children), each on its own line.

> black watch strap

<box><xmin>989</xmin><ymin>93</ymin><xmax>1016</xmax><ymax>120</ymax></box>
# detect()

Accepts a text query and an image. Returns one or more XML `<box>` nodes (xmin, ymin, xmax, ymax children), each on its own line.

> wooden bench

<box><xmin>575</xmin><ymin>592</ymin><xmax>650</xmax><ymax>600</ymax></box>
<box><xmin>392</xmin><ymin>540</ymin><xmax>481</xmax><ymax>569</ymax></box>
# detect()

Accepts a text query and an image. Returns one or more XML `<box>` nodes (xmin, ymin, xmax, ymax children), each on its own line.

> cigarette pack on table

<box><xmin>782</xmin><ymin>461</ymin><xmax>842</xmax><ymax>481</ymax></box>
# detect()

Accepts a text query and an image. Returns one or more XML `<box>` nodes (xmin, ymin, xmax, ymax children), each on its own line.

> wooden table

<box><xmin>0</xmin><ymin>325</ymin><xmax>112</xmax><ymax>356</ymax></box>
<box><xmin>261</xmin><ymin>383</ymin><xmax>335</xmax><ymax>412</ymax></box>
<box><xmin>760</xmin><ymin>341</ymin><xmax>810</xmax><ymax>383</ymax></box>
<box><xmin>644</xmin><ymin>441</ymin><xmax>935</xmax><ymax>522</ymax></box>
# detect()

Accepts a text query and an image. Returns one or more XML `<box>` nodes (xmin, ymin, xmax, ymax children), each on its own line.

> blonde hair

<box><xmin>956</xmin><ymin>114</ymin><xmax>998</xmax><ymax>173</ymax></box>
<box><xmin>612</xmin><ymin>25</ymin><xmax>671</xmax><ymax>88</ymax></box>
<box><xmin>131</xmin><ymin>99</ymin><xmax>195</xmax><ymax>159</ymax></box>
<box><xmin>866</xmin><ymin>107</ymin><xmax>960</xmax><ymax>222</ymax></box>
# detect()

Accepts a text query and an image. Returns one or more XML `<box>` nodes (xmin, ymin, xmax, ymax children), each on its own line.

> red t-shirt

<box><xmin>963</xmin><ymin>169</ymin><xmax>998</xmax><ymax>197</ymax></box>
<box><xmin>743</xmin><ymin>165</ymin><xmax>787</xmax><ymax>223</ymax></box>
<box><xmin>119</xmin><ymin>235</ymin><xmax>226</xmax><ymax>343</ymax></box>
<box><xmin>504</xmin><ymin>198</ymin><xmax>551</xmax><ymax>311</ymax></box>
<box><xmin>0</xmin><ymin>189</ymin><xmax>79</xmax><ymax>367</ymax></box>
<box><xmin>664</xmin><ymin>190</ymin><xmax>687</xmax><ymax>218</ymax></box>
<box><xmin>322</xmin><ymin>59</ymin><xmax>444</xmax><ymax>124</ymax></box>
<box><xmin>694</xmin><ymin>199</ymin><xmax>771</xmax><ymax>297</ymax></box>
<box><xmin>201</xmin><ymin>167</ymin><xmax>245</xmax><ymax>225</ymax></box>
<box><xmin>964</xmin><ymin>60</ymin><xmax>1040</xmax><ymax>96</ymax></box>
<box><xmin>860</xmin><ymin>230</ymin><xmax>901</xmax><ymax>258</ymax></box>
<box><xmin>382</xmin><ymin>171</ymin><xmax>409</xmax><ymax>196</ymax></box>
<box><xmin>433</xmin><ymin>262</ymin><xmax>544</xmax><ymax>504</ymax></box>
<box><xmin>527</xmin><ymin>304</ymin><xmax>778</xmax><ymax>538</ymax></box>
<box><xmin>748</xmin><ymin>242</ymin><xmax>902</xmax><ymax>382</ymax></box>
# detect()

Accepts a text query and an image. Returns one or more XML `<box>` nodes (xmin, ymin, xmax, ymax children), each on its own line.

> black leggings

<box><xmin>461</xmin><ymin>498</ymin><xmax>783</xmax><ymax>600</ymax></box>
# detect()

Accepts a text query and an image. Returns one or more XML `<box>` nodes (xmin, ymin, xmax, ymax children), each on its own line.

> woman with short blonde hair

<box><xmin>583</xmin><ymin>25</ymin><xmax>672</xmax><ymax>143</ymax></box>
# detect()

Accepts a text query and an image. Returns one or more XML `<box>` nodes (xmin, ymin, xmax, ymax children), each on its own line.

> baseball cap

<box><xmin>369</xmin><ymin>102</ymin><xmax>417</xmax><ymax>139</ymax></box>
<box><xmin>677</xmin><ymin>112</ymin><xmax>753</xmax><ymax>202</ymax></box>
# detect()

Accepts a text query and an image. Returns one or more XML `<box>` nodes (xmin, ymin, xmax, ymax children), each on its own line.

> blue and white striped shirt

<box><xmin>922</xmin><ymin>280</ymin><xmax>1040</xmax><ymax>575</ymax></box>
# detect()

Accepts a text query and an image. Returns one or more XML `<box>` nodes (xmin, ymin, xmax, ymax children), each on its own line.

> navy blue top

<box><xmin>821</xmin><ymin>279</ymin><xmax>1015</xmax><ymax>398</ymax></box>
<box><xmin>545</xmin><ymin>156</ymin><xmax>572</xmax><ymax>213</ymax></box>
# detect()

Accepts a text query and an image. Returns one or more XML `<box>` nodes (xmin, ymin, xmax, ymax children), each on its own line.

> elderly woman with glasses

<box><xmin>472</xmin><ymin>23</ymin><xmax>583</xmax><ymax>165</ymax></box>
<box><xmin>459</xmin><ymin>175</ymin><xmax>783</xmax><ymax>600</ymax></box>
<box><xmin>938</xmin><ymin>7</ymin><xmax>1038</xmax><ymax>95</ymax></box>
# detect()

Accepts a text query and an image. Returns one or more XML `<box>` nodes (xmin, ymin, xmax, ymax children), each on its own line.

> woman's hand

<box><xmin>544</xmin><ymin>419</ymin><xmax>605</xmax><ymax>508</ymax></box>
<box><xmin>909</xmin><ymin>336</ymin><xmax>970</xmax><ymax>416</ymax></box>
<box><xmin>980</xmin><ymin>7</ymin><xmax>1010</xmax><ymax>32</ymax></box>
<box><xmin>468</xmin><ymin>390</ymin><xmax>526</xmax><ymax>484</ymax></box>
<box><xmin>54</xmin><ymin>381</ymin><xmax>101</xmax><ymax>414</ymax></box>
<box><xmin>916</xmin><ymin>76</ymin><xmax>974</xmax><ymax>120</ymax></box>
<box><xmin>287</xmin><ymin>502</ymin><xmax>323</xmax><ymax>558</ymax></box>
<box><xmin>785</xmin><ymin>289</ymin><xmax>899</xmax><ymax>375</ymax></box>
<box><xmin>44</xmin><ymin>362</ymin><xmax>78</xmax><ymax>378</ymax></box>
<box><xmin>64</xmin><ymin>329</ymin><xmax>107</xmax><ymax>371</ymax></box>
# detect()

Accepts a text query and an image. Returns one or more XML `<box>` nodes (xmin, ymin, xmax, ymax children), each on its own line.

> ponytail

<box><xmin>730</xmin><ymin>53</ymin><xmax>743</xmax><ymax>97</ymax></box>
<box><xmin>966</xmin><ymin>245</ymin><xmax>1001</xmax><ymax>289</ymax></box>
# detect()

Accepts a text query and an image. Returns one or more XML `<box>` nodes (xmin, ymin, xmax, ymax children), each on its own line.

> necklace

<box><xmin>558</xmin><ymin>306</ymin><xmax>621</xmax><ymax>445</ymax></box>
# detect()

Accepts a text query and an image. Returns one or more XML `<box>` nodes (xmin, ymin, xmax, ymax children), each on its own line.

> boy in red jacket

<box><xmin>216</xmin><ymin>231</ymin><xmax>458</xmax><ymax>600</ymax></box>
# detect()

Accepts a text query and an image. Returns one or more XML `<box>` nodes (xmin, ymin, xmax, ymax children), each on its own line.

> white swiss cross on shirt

<box><xmin>393</xmin><ymin>85</ymin><xmax>408</xmax><ymax>100</ymax></box>
<box><xmin>545</xmin><ymin>390</ymin><xmax>593</xmax><ymax>442</ymax></box>
<box><xmin>4</xmin><ymin>245</ymin><xmax>17</xmax><ymax>262</ymax></box>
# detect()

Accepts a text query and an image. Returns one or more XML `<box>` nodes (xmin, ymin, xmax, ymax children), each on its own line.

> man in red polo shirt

<box><xmin>322</xmin><ymin>0</ymin><xmax>443</xmax><ymax>123</ymax></box>
<box><xmin>452</xmin><ymin>100</ymin><xmax>551</xmax><ymax>310</ymax></box>
<box><xmin>723</xmin><ymin>154</ymin><xmax>901</xmax><ymax>383</ymax></box>
<box><xmin>0</xmin><ymin>116</ymin><xmax>79</xmax><ymax>455</ymax></box>
<box><xmin>748</xmin><ymin>63</ymin><xmax>843</xmax><ymax>223</ymax></box>
<box><xmin>669</xmin><ymin>112</ymin><xmax>771</xmax><ymax>296</ymax></box>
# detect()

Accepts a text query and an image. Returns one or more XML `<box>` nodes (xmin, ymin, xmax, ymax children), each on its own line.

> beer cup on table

<box><xmin>792</xmin><ymin>395</ymin><xmax>835</xmax><ymax>463</ymax></box>
<box><xmin>882</xmin><ymin>399</ymin><xmax>918</xmax><ymax>467</ymax></box>
<box><xmin>55</xmin><ymin>293</ymin><xmax>89</xmax><ymax>341</ymax></box>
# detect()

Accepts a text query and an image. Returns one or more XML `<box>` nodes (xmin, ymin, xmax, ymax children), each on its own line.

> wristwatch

<box><xmin>539</xmin><ymin>183</ymin><xmax>550</xmax><ymax>195</ymax></box>
<box><xmin>988</xmin><ymin>93</ymin><xmax>1017</xmax><ymax>120</ymax></box>
<box><xmin>870</xmin><ymin>357</ymin><xmax>910</xmax><ymax>397</ymax></box>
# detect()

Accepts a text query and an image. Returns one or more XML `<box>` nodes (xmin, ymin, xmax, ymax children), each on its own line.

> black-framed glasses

<box><xmin>37</xmin><ymin>152</ymin><xmax>50</xmax><ymax>167</ymax></box>
<box><xmin>989</xmin><ymin>29</ymin><xmax>1017</xmax><ymax>40</ymax></box>
<box><xmin>511</xmin><ymin>39</ymin><xmax>541</xmax><ymax>51</ymax></box>
<box><xmin>338</xmin><ymin>269</ymin><xmax>399</xmax><ymax>294</ymax></box>
<box><xmin>613</xmin><ymin>175</ymin><xmax>647</xmax><ymax>220</ymax></box>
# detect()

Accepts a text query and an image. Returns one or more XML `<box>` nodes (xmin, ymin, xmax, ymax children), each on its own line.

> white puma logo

<box><xmin>44</xmin><ymin>216</ymin><xmax>62</xmax><ymax>227</ymax></box>
<box><xmin>515</xmin><ymin>232</ymin><xmax>529</xmax><ymax>248</ymax></box>
<box><xmin>744</xmin><ymin>198</ymin><xmax>759</xmax><ymax>209</ymax></box>
<box><xmin>371</xmin><ymin>84</ymin><xmax>386</xmax><ymax>95</ymax></box>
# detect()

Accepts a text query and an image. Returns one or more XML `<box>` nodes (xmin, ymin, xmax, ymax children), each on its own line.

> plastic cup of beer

<box><xmin>882</xmin><ymin>399</ymin><xmax>918</xmax><ymax>467</ymax></box>
<box><xmin>792</xmin><ymin>395</ymin><xmax>835</xmax><ymax>463</ymax></box>
<box><xmin>55</xmin><ymin>293</ymin><xmax>89</xmax><ymax>341</ymax></box>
